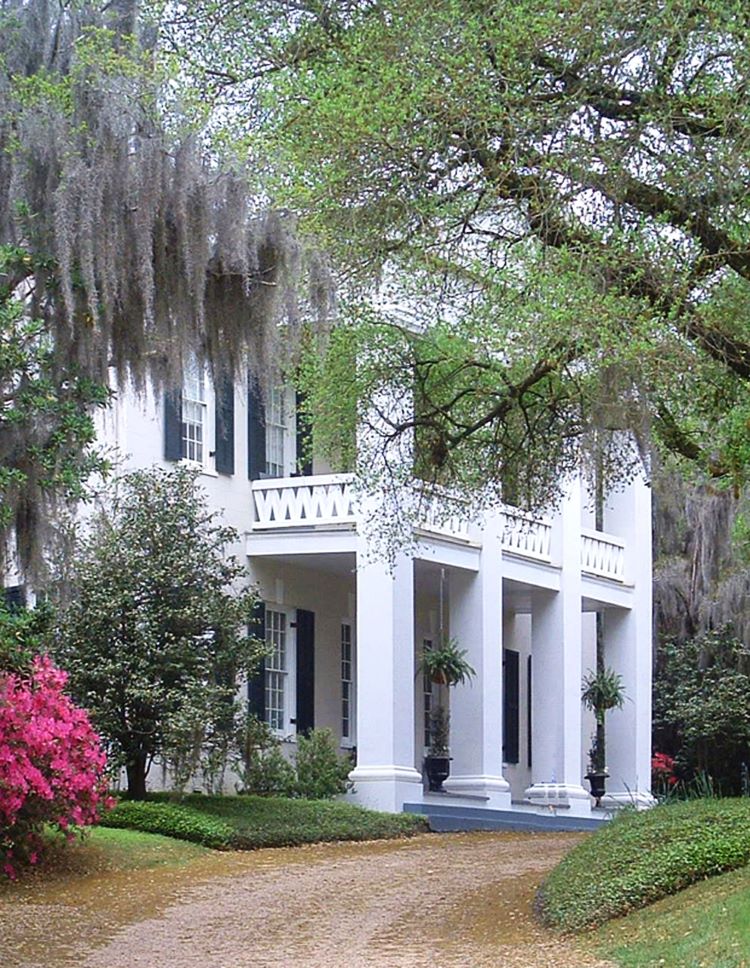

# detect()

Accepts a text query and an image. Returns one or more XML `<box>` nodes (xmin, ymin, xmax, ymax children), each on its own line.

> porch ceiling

<box><xmin>252</xmin><ymin>552</ymin><xmax>356</xmax><ymax>578</ymax></box>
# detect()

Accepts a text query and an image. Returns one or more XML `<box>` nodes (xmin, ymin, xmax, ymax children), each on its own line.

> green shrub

<box><xmin>98</xmin><ymin>800</ymin><xmax>233</xmax><ymax>849</ymax></box>
<box><xmin>234</xmin><ymin>715</ymin><xmax>296</xmax><ymax>797</ymax></box>
<box><xmin>294</xmin><ymin>728</ymin><xmax>353</xmax><ymax>799</ymax></box>
<box><xmin>539</xmin><ymin>798</ymin><xmax>750</xmax><ymax>932</ymax></box>
<box><xmin>99</xmin><ymin>793</ymin><xmax>428</xmax><ymax>851</ymax></box>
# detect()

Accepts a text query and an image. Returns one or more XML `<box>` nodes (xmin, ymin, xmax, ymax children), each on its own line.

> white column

<box><xmin>602</xmin><ymin>475</ymin><xmax>654</xmax><ymax>807</ymax></box>
<box><xmin>444</xmin><ymin>514</ymin><xmax>511</xmax><ymax>807</ymax></box>
<box><xmin>525</xmin><ymin>478</ymin><xmax>591</xmax><ymax>816</ymax></box>
<box><xmin>349</xmin><ymin>546</ymin><xmax>422</xmax><ymax>812</ymax></box>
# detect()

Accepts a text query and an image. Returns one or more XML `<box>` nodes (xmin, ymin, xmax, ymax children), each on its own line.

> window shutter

<box><xmin>215</xmin><ymin>376</ymin><xmax>235</xmax><ymax>475</ymax></box>
<box><xmin>3</xmin><ymin>586</ymin><xmax>26</xmax><ymax>611</ymax></box>
<box><xmin>295</xmin><ymin>391</ymin><xmax>313</xmax><ymax>477</ymax></box>
<box><xmin>164</xmin><ymin>389</ymin><xmax>183</xmax><ymax>461</ymax></box>
<box><xmin>502</xmin><ymin>648</ymin><xmax>520</xmax><ymax>764</ymax></box>
<box><xmin>295</xmin><ymin>608</ymin><xmax>315</xmax><ymax>735</ymax></box>
<box><xmin>527</xmin><ymin>655</ymin><xmax>533</xmax><ymax>769</ymax></box>
<box><xmin>247</xmin><ymin>601</ymin><xmax>266</xmax><ymax>720</ymax></box>
<box><xmin>247</xmin><ymin>377</ymin><xmax>266</xmax><ymax>480</ymax></box>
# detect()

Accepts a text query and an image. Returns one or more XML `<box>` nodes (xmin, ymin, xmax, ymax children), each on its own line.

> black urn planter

<box><xmin>425</xmin><ymin>755</ymin><xmax>451</xmax><ymax>792</ymax></box>
<box><xmin>585</xmin><ymin>770</ymin><xmax>609</xmax><ymax>807</ymax></box>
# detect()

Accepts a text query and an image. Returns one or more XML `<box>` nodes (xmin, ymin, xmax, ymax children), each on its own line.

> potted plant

<box><xmin>581</xmin><ymin>665</ymin><xmax>626</xmax><ymax>806</ymax></box>
<box><xmin>425</xmin><ymin>706</ymin><xmax>451</xmax><ymax>791</ymax></box>
<box><xmin>419</xmin><ymin>639</ymin><xmax>475</xmax><ymax>791</ymax></box>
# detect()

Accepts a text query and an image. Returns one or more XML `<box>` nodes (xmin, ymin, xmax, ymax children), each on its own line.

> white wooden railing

<box><xmin>580</xmin><ymin>529</ymin><xmax>626</xmax><ymax>582</ymax></box>
<box><xmin>251</xmin><ymin>476</ymin><xmax>627</xmax><ymax>583</ymax></box>
<box><xmin>501</xmin><ymin>509</ymin><xmax>553</xmax><ymax>562</ymax></box>
<box><xmin>251</xmin><ymin>474</ymin><xmax>356</xmax><ymax>529</ymax></box>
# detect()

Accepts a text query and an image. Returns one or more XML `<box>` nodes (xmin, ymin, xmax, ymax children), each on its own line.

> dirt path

<box><xmin>1</xmin><ymin>831</ymin><xmax>613</xmax><ymax>968</ymax></box>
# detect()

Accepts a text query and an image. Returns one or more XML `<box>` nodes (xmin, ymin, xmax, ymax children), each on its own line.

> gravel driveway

<box><xmin>2</xmin><ymin>831</ymin><xmax>614</xmax><ymax>968</ymax></box>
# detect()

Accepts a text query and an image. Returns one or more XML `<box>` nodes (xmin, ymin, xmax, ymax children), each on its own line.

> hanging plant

<box><xmin>419</xmin><ymin>638</ymin><xmax>476</xmax><ymax>687</ymax></box>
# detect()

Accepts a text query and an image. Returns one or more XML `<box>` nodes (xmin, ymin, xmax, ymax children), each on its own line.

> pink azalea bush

<box><xmin>0</xmin><ymin>655</ymin><xmax>112</xmax><ymax>877</ymax></box>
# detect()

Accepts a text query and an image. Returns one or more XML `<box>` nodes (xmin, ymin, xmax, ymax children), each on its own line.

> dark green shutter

<box><xmin>164</xmin><ymin>390</ymin><xmax>183</xmax><ymax>461</ymax></box>
<box><xmin>247</xmin><ymin>601</ymin><xmax>266</xmax><ymax>720</ymax></box>
<box><xmin>527</xmin><ymin>655</ymin><xmax>533</xmax><ymax>769</ymax></box>
<box><xmin>295</xmin><ymin>391</ymin><xmax>313</xmax><ymax>477</ymax></box>
<box><xmin>295</xmin><ymin>608</ymin><xmax>315</xmax><ymax>735</ymax></box>
<box><xmin>503</xmin><ymin>648</ymin><xmax>520</xmax><ymax>764</ymax></box>
<box><xmin>215</xmin><ymin>376</ymin><xmax>235</xmax><ymax>475</ymax></box>
<box><xmin>3</xmin><ymin>586</ymin><xmax>26</xmax><ymax>611</ymax></box>
<box><xmin>247</xmin><ymin>377</ymin><xmax>266</xmax><ymax>480</ymax></box>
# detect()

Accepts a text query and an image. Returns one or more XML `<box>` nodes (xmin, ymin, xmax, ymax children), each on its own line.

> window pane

<box><xmin>265</xmin><ymin>610</ymin><xmax>287</xmax><ymax>730</ymax></box>
<box><xmin>341</xmin><ymin>623</ymin><xmax>353</xmax><ymax>740</ymax></box>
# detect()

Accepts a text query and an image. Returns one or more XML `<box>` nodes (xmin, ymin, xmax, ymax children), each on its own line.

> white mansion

<box><xmin>96</xmin><ymin>365</ymin><xmax>652</xmax><ymax>826</ymax></box>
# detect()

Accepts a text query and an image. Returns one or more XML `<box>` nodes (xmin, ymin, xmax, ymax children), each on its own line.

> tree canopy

<box><xmin>166</xmin><ymin>0</ymin><xmax>750</xmax><ymax>509</ymax></box>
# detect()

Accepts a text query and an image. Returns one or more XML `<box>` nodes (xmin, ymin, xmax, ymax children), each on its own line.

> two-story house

<box><xmin>97</xmin><ymin>363</ymin><xmax>653</xmax><ymax>827</ymax></box>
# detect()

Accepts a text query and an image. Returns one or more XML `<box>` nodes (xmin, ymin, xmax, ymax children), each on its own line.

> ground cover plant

<box><xmin>595</xmin><ymin>862</ymin><xmax>750</xmax><ymax>968</ymax></box>
<box><xmin>99</xmin><ymin>794</ymin><xmax>428</xmax><ymax>850</ymax></box>
<box><xmin>538</xmin><ymin>798</ymin><xmax>750</xmax><ymax>931</ymax></box>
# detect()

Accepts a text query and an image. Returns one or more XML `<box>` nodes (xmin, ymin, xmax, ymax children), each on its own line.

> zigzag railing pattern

<box><xmin>252</xmin><ymin>475</ymin><xmax>356</xmax><ymax>529</ymax></box>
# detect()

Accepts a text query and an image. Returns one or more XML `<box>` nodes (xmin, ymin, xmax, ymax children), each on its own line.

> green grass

<box><xmin>99</xmin><ymin>793</ymin><xmax>429</xmax><ymax>849</ymax></box>
<box><xmin>0</xmin><ymin>826</ymin><xmax>207</xmax><ymax>888</ymax></box>
<box><xmin>538</xmin><ymin>798</ymin><xmax>750</xmax><ymax>931</ymax></box>
<box><xmin>595</xmin><ymin>862</ymin><xmax>750</xmax><ymax>967</ymax></box>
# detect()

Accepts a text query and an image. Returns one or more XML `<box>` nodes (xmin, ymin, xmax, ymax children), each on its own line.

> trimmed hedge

<box><xmin>538</xmin><ymin>798</ymin><xmax>750</xmax><ymax>932</ymax></box>
<box><xmin>100</xmin><ymin>794</ymin><xmax>428</xmax><ymax>850</ymax></box>
<box><xmin>98</xmin><ymin>800</ymin><xmax>234</xmax><ymax>849</ymax></box>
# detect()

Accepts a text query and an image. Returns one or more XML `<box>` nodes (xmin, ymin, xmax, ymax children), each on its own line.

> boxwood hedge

<box><xmin>99</xmin><ymin>794</ymin><xmax>428</xmax><ymax>850</ymax></box>
<box><xmin>538</xmin><ymin>798</ymin><xmax>750</xmax><ymax>932</ymax></box>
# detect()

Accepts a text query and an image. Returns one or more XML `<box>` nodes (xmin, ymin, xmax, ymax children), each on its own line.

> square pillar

<box><xmin>525</xmin><ymin>478</ymin><xmax>590</xmax><ymax>816</ymax></box>
<box><xmin>443</xmin><ymin>515</ymin><xmax>511</xmax><ymax>807</ymax></box>
<box><xmin>602</xmin><ymin>475</ymin><xmax>654</xmax><ymax>807</ymax></box>
<box><xmin>349</xmin><ymin>547</ymin><xmax>422</xmax><ymax>812</ymax></box>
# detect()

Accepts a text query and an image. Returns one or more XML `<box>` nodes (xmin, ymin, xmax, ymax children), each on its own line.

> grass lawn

<box><xmin>539</xmin><ymin>798</ymin><xmax>750</xmax><ymax>931</ymax></box>
<box><xmin>595</xmin><ymin>862</ymin><xmax>750</xmax><ymax>968</ymax></box>
<box><xmin>0</xmin><ymin>826</ymin><xmax>207</xmax><ymax>888</ymax></box>
<box><xmin>99</xmin><ymin>792</ymin><xmax>429</xmax><ymax>849</ymax></box>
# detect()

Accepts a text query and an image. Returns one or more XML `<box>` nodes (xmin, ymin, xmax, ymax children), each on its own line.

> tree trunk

<box><xmin>125</xmin><ymin>752</ymin><xmax>149</xmax><ymax>800</ymax></box>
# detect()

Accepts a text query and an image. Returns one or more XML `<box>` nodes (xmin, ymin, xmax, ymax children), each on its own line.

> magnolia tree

<box><xmin>56</xmin><ymin>466</ymin><xmax>265</xmax><ymax>799</ymax></box>
<box><xmin>0</xmin><ymin>649</ymin><xmax>110</xmax><ymax>878</ymax></box>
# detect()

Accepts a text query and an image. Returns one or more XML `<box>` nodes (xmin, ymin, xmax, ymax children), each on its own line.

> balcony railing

<box><xmin>252</xmin><ymin>475</ymin><xmax>356</xmax><ymax>529</ymax></box>
<box><xmin>501</xmin><ymin>509</ymin><xmax>553</xmax><ymax>562</ymax></box>
<box><xmin>251</xmin><ymin>475</ymin><xmax>628</xmax><ymax>584</ymax></box>
<box><xmin>581</xmin><ymin>529</ymin><xmax>625</xmax><ymax>582</ymax></box>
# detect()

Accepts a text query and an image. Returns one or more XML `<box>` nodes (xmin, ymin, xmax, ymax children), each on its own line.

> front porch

<box><xmin>245</xmin><ymin>473</ymin><xmax>652</xmax><ymax>823</ymax></box>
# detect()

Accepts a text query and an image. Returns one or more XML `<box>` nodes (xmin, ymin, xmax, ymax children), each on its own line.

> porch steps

<box><xmin>403</xmin><ymin>801</ymin><xmax>608</xmax><ymax>833</ymax></box>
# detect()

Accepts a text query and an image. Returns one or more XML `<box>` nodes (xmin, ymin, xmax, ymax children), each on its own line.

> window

<box><xmin>265</xmin><ymin>609</ymin><xmax>289</xmax><ymax>732</ymax></box>
<box><xmin>265</xmin><ymin>386</ymin><xmax>287</xmax><ymax>477</ymax></box>
<box><xmin>181</xmin><ymin>359</ymin><xmax>207</xmax><ymax>464</ymax></box>
<box><xmin>422</xmin><ymin>638</ymin><xmax>434</xmax><ymax>749</ymax></box>
<box><xmin>341</xmin><ymin>622</ymin><xmax>354</xmax><ymax>744</ymax></box>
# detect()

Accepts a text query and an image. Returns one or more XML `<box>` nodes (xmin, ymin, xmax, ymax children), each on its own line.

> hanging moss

<box><xmin>0</xmin><ymin>2</ymin><xmax>330</xmax><ymax>571</ymax></box>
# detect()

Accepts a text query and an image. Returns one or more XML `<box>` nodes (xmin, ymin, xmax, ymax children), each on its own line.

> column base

<box><xmin>348</xmin><ymin>765</ymin><xmax>423</xmax><ymax>813</ymax></box>
<box><xmin>443</xmin><ymin>774</ymin><xmax>512</xmax><ymax>809</ymax></box>
<box><xmin>601</xmin><ymin>790</ymin><xmax>656</xmax><ymax>811</ymax></box>
<box><xmin>524</xmin><ymin>782</ymin><xmax>592</xmax><ymax>817</ymax></box>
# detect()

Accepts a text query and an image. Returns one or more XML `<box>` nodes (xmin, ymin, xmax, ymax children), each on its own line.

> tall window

<box><xmin>182</xmin><ymin>359</ymin><xmax>207</xmax><ymax>464</ymax></box>
<box><xmin>265</xmin><ymin>386</ymin><xmax>287</xmax><ymax>477</ymax></box>
<box><xmin>341</xmin><ymin>623</ymin><xmax>354</xmax><ymax>744</ymax></box>
<box><xmin>265</xmin><ymin>609</ymin><xmax>288</xmax><ymax>732</ymax></box>
<box><xmin>422</xmin><ymin>638</ymin><xmax>434</xmax><ymax>749</ymax></box>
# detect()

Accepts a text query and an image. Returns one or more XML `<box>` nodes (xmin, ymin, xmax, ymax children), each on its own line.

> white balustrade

<box><xmin>417</xmin><ymin>489</ymin><xmax>471</xmax><ymax>541</ymax></box>
<box><xmin>580</xmin><ymin>529</ymin><xmax>625</xmax><ymax>582</ymax></box>
<box><xmin>501</xmin><ymin>509</ymin><xmax>553</xmax><ymax>562</ymax></box>
<box><xmin>251</xmin><ymin>474</ymin><xmax>356</xmax><ymax>529</ymax></box>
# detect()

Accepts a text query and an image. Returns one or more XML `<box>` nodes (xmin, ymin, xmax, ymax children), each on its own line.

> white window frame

<box><xmin>340</xmin><ymin>620</ymin><xmax>356</xmax><ymax>747</ymax></box>
<box><xmin>264</xmin><ymin>385</ymin><xmax>296</xmax><ymax>478</ymax></box>
<box><xmin>264</xmin><ymin>605</ymin><xmax>296</xmax><ymax>737</ymax></box>
<box><xmin>180</xmin><ymin>359</ymin><xmax>215</xmax><ymax>473</ymax></box>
